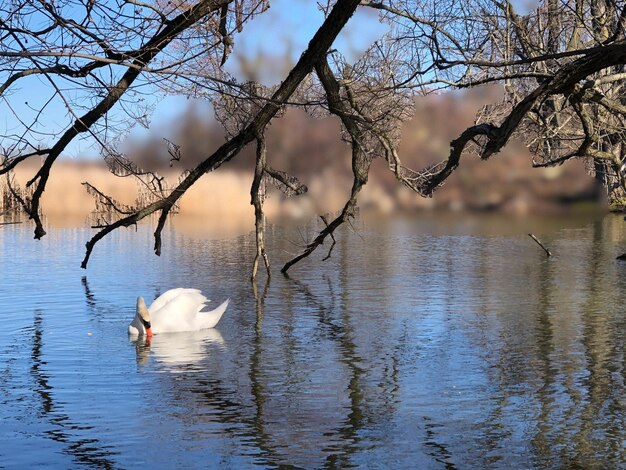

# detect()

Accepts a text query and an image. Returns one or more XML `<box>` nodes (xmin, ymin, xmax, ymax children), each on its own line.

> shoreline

<box><xmin>2</xmin><ymin>161</ymin><xmax>605</xmax><ymax>237</ymax></box>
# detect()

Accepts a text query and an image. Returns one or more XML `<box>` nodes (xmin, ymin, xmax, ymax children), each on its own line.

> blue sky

<box><xmin>147</xmin><ymin>0</ymin><xmax>389</xmax><ymax>137</ymax></box>
<box><xmin>1</xmin><ymin>0</ymin><xmax>389</xmax><ymax>159</ymax></box>
<box><xmin>1</xmin><ymin>0</ymin><xmax>538</xmax><ymax>160</ymax></box>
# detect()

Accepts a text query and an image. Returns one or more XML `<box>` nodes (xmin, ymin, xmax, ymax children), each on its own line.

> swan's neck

<box><xmin>136</xmin><ymin>296</ymin><xmax>152</xmax><ymax>337</ymax></box>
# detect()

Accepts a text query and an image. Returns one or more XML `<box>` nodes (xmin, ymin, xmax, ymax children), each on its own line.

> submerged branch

<box><xmin>320</xmin><ymin>215</ymin><xmax>337</xmax><ymax>261</ymax></box>
<box><xmin>281</xmin><ymin>58</ymin><xmax>370</xmax><ymax>273</ymax></box>
<box><xmin>251</xmin><ymin>133</ymin><xmax>270</xmax><ymax>281</ymax></box>
<box><xmin>528</xmin><ymin>233</ymin><xmax>552</xmax><ymax>257</ymax></box>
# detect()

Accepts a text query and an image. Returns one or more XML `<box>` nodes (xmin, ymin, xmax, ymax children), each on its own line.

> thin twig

<box><xmin>528</xmin><ymin>233</ymin><xmax>552</xmax><ymax>257</ymax></box>
<box><xmin>320</xmin><ymin>215</ymin><xmax>337</xmax><ymax>261</ymax></box>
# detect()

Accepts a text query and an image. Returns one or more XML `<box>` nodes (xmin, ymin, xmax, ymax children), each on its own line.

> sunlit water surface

<box><xmin>1</xmin><ymin>214</ymin><xmax>626</xmax><ymax>469</ymax></box>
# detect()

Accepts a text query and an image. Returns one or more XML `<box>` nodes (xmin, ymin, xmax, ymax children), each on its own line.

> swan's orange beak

<box><xmin>141</xmin><ymin>317</ymin><xmax>153</xmax><ymax>338</ymax></box>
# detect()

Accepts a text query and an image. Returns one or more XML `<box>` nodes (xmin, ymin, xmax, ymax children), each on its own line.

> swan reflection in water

<box><xmin>132</xmin><ymin>328</ymin><xmax>225</xmax><ymax>370</ymax></box>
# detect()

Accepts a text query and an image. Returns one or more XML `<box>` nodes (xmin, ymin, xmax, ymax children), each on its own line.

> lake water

<box><xmin>1</xmin><ymin>213</ymin><xmax>626</xmax><ymax>468</ymax></box>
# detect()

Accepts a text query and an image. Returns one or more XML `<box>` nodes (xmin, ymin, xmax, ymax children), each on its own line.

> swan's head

<box><xmin>128</xmin><ymin>296</ymin><xmax>152</xmax><ymax>337</ymax></box>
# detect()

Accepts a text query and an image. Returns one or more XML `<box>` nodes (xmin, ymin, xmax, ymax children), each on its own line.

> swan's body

<box><xmin>128</xmin><ymin>288</ymin><xmax>228</xmax><ymax>336</ymax></box>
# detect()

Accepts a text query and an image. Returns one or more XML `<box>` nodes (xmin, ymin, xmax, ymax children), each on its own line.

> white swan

<box><xmin>128</xmin><ymin>288</ymin><xmax>229</xmax><ymax>337</ymax></box>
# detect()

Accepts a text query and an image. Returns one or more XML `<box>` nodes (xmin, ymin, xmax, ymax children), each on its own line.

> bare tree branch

<box><xmin>417</xmin><ymin>40</ymin><xmax>626</xmax><ymax>195</ymax></box>
<box><xmin>81</xmin><ymin>0</ymin><xmax>363</xmax><ymax>268</ymax></box>
<box><xmin>281</xmin><ymin>57</ymin><xmax>370</xmax><ymax>273</ymax></box>
<box><xmin>4</xmin><ymin>0</ymin><xmax>230</xmax><ymax>239</ymax></box>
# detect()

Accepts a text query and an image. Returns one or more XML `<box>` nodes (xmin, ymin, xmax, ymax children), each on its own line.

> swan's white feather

<box><xmin>129</xmin><ymin>288</ymin><xmax>227</xmax><ymax>336</ymax></box>
<box><xmin>149</xmin><ymin>288</ymin><xmax>208</xmax><ymax>313</ymax></box>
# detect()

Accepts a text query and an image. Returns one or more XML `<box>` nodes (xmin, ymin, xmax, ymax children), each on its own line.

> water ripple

<box><xmin>1</xmin><ymin>215</ymin><xmax>626</xmax><ymax>467</ymax></box>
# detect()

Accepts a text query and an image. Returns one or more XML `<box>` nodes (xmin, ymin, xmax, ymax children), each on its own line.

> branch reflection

<box><xmin>30</xmin><ymin>310</ymin><xmax>119</xmax><ymax>468</ymax></box>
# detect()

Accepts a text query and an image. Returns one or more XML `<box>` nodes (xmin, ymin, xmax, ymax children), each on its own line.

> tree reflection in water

<box><xmin>30</xmin><ymin>310</ymin><xmax>119</xmax><ymax>468</ymax></box>
<box><xmin>2</xmin><ymin>215</ymin><xmax>626</xmax><ymax>467</ymax></box>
